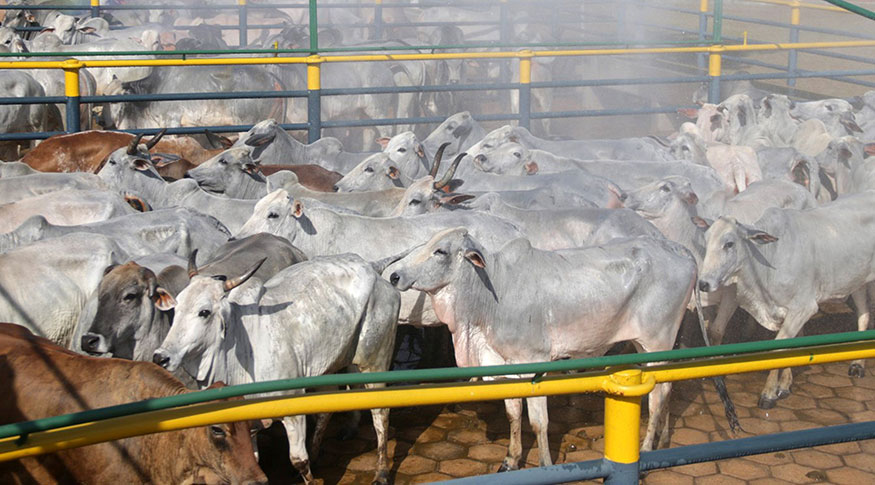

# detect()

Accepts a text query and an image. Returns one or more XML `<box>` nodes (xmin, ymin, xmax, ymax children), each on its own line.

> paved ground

<box><xmin>252</xmin><ymin>311</ymin><xmax>875</xmax><ymax>484</ymax></box>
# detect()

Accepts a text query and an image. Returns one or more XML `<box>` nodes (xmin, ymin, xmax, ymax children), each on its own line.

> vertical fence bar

<box><xmin>712</xmin><ymin>0</ymin><xmax>723</xmax><ymax>43</ymax></box>
<box><xmin>309</xmin><ymin>0</ymin><xmax>319</xmax><ymax>55</ymax></box>
<box><xmin>708</xmin><ymin>46</ymin><xmax>723</xmax><ymax>104</ymax></box>
<box><xmin>499</xmin><ymin>0</ymin><xmax>511</xmax><ymax>83</ymax></box>
<box><xmin>697</xmin><ymin>0</ymin><xmax>709</xmax><ymax>70</ymax></box>
<box><xmin>307</xmin><ymin>56</ymin><xmax>323</xmax><ymax>143</ymax></box>
<box><xmin>788</xmin><ymin>1</ymin><xmax>800</xmax><ymax>88</ymax></box>
<box><xmin>518</xmin><ymin>51</ymin><xmax>533</xmax><ymax>130</ymax></box>
<box><xmin>90</xmin><ymin>0</ymin><xmax>100</xmax><ymax>19</ymax></box>
<box><xmin>238</xmin><ymin>0</ymin><xmax>248</xmax><ymax>47</ymax></box>
<box><xmin>62</xmin><ymin>59</ymin><xmax>82</xmax><ymax>133</ymax></box>
<box><xmin>373</xmin><ymin>0</ymin><xmax>383</xmax><ymax>40</ymax></box>
<box><xmin>603</xmin><ymin>369</ymin><xmax>651</xmax><ymax>485</ymax></box>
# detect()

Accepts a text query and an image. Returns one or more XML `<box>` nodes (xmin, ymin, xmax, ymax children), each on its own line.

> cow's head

<box><xmin>624</xmin><ymin>176</ymin><xmax>699</xmax><ymax>221</ymax></box>
<box><xmin>185</xmin><ymin>147</ymin><xmax>262</xmax><ymax>195</ymax></box>
<box><xmin>237</xmin><ymin>119</ymin><xmax>282</xmax><ymax>160</ymax></box>
<box><xmin>472</xmin><ymin>142</ymin><xmax>536</xmax><ymax>175</ymax></box>
<box><xmin>697</xmin><ymin>216</ymin><xmax>778</xmax><ymax>293</ymax></box>
<box><xmin>82</xmin><ymin>262</ymin><xmax>176</xmax><ymax>360</ymax></box>
<box><xmin>389</xmin><ymin>227</ymin><xmax>486</xmax><ymax>294</ymax></box>
<box><xmin>235</xmin><ymin>189</ymin><xmax>304</xmax><ymax>243</ymax></box>
<box><xmin>381</xmin><ymin>131</ymin><xmax>430</xmax><ymax>176</ymax></box>
<box><xmin>393</xmin><ymin>176</ymin><xmax>474</xmax><ymax>216</ymax></box>
<box><xmin>466</xmin><ymin>124</ymin><xmax>516</xmax><ymax>160</ymax></box>
<box><xmin>424</xmin><ymin>111</ymin><xmax>475</xmax><ymax>158</ymax></box>
<box><xmin>97</xmin><ymin>133</ymin><xmax>163</xmax><ymax>189</ymax></box>
<box><xmin>333</xmin><ymin>153</ymin><xmax>404</xmax><ymax>192</ymax></box>
<box><xmin>152</xmin><ymin>256</ymin><xmax>265</xmax><ymax>381</ymax></box>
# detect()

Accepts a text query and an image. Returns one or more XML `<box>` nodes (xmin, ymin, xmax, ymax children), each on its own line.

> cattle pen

<box><xmin>3</xmin><ymin>0</ymin><xmax>875</xmax><ymax>483</ymax></box>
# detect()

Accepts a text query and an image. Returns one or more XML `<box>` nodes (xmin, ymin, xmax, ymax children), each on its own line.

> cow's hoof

<box><xmin>497</xmin><ymin>462</ymin><xmax>518</xmax><ymax>473</ymax></box>
<box><xmin>371</xmin><ymin>470</ymin><xmax>390</xmax><ymax>485</ymax></box>
<box><xmin>758</xmin><ymin>396</ymin><xmax>777</xmax><ymax>409</ymax></box>
<box><xmin>776</xmin><ymin>389</ymin><xmax>791</xmax><ymax>400</ymax></box>
<box><xmin>849</xmin><ymin>363</ymin><xmax>866</xmax><ymax>378</ymax></box>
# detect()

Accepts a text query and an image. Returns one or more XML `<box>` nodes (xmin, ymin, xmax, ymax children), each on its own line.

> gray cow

<box><xmin>153</xmin><ymin>254</ymin><xmax>400</xmax><ymax>485</ymax></box>
<box><xmin>0</xmin><ymin>172</ymin><xmax>107</xmax><ymax>205</ymax></box>
<box><xmin>0</xmin><ymin>188</ymin><xmax>137</xmax><ymax>233</ymax></box>
<box><xmin>184</xmin><ymin>147</ymin><xmax>265</xmax><ymax>199</ymax></box>
<box><xmin>387</xmin><ymin>228</ymin><xmax>701</xmax><ymax>470</ymax></box>
<box><xmin>697</xmin><ymin>191</ymin><xmax>875</xmax><ymax>408</ymax></box>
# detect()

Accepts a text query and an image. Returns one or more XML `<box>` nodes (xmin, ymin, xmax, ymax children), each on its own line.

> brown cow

<box><xmin>0</xmin><ymin>323</ymin><xmax>266</xmax><ymax>485</ymax></box>
<box><xmin>259</xmin><ymin>164</ymin><xmax>343</xmax><ymax>192</ymax></box>
<box><xmin>19</xmin><ymin>130</ymin><xmax>229</xmax><ymax>174</ymax></box>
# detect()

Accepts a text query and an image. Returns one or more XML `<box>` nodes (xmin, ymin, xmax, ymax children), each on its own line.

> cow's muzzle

<box><xmin>81</xmin><ymin>333</ymin><xmax>109</xmax><ymax>355</ymax></box>
<box><xmin>153</xmin><ymin>350</ymin><xmax>171</xmax><ymax>369</ymax></box>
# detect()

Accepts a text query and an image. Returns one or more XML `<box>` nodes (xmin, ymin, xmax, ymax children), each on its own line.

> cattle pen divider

<box><xmin>2</xmin><ymin>330</ymin><xmax>875</xmax><ymax>483</ymax></box>
<box><xmin>2</xmin><ymin>36</ymin><xmax>875</xmax><ymax>140</ymax></box>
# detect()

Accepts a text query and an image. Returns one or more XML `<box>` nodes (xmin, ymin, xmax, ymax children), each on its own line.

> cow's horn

<box><xmin>187</xmin><ymin>249</ymin><xmax>199</xmax><ymax>278</ymax></box>
<box><xmin>434</xmin><ymin>152</ymin><xmax>466</xmax><ymax>190</ymax></box>
<box><xmin>371</xmin><ymin>247</ymin><xmax>415</xmax><ymax>275</ymax></box>
<box><xmin>145</xmin><ymin>128</ymin><xmax>167</xmax><ymax>150</ymax></box>
<box><xmin>224</xmin><ymin>258</ymin><xmax>266</xmax><ymax>292</ymax></box>
<box><xmin>127</xmin><ymin>133</ymin><xmax>145</xmax><ymax>155</ymax></box>
<box><xmin>430</xmin><ymin>142</ymin><xmax>451</xmax><ymax>178</ymax></box>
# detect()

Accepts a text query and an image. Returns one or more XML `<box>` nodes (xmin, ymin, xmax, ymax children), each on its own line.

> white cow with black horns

<box><xmin>697</xmin><ymin>191</ymin><xmax>875</xmax><ymax>409</ymax></box>
<box><xmin>387</xmin><ymin>228</ymin><xmax>740</xmax><ymax>471</ymax></box>
<box><xmin>153</xmin><ymin>253</ymin><xmax>401</xmax><ymax>485</ymax></box>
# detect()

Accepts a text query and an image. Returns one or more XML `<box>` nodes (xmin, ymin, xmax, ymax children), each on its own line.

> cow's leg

<box><xmin>850</xmin><ymin>287</ymin><xmax>871</xmax><ymax>377</ymax></box>
<box><xmin>759</xmin><ymin>306</ymin><xmax>816</xmax><ymax>409</ymax></box>
<box><xmin>310</xmin><ymin>412</ymin><xmax>332</xmax><ymax>459</ymax></box>
<box><xmin>499</xmin><ymin>398</ymin><xmax>523</xmax><ymax>472</ymax></box>
<box><xmin>708</xmin><ymin>285</ymin><xmax>738</xmax><ymax>345</ymax></box>
<box><xmin>363</xmin><ymin>382</ymin><xmax>391</xmax><ymax>485</ymax></box>
<box><xmin>642</xmin><ymin>382</ymin><xmax>672</xmax><ymax>451</ymax></box>
<box><xmin>282</xmin><ymin>415</ymin><xmax>313</xmax><ymax>483</ymax></box>
<box><xmin>525</xmin><ymin>395</ymin><xmax>552</xmax><ymax>467</ymax></box>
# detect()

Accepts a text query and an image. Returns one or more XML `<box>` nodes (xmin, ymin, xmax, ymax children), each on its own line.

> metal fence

<box><xmin>0</xmin><ymin>0</ymin><xmax>874</xmax><ymax>145</ymax></box>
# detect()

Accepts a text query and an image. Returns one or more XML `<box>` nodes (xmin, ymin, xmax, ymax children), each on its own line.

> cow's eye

<box><xmin>409</xmin><ymin>199</ymin><xmax>421</xmax><ymax>206</ymax></box>
<box><xmin>108</xmin><ymin>159</ymin><xmax>117</xmax><ymax>165</ymax></box>
<box><xmin>210</xmin><ymin>425</ymin><xmax>226</xmax><ymax>439</ymax></box>
<box><xmin>364</xmin><ymin>167</ymin><xmax>374</xmax><ymax>173</ymax></box>
<box><xmin>723</xmin><ymin>241</ymin><xmax>735</xmax><ymax>250</ymax></box>
<box><xmin>434</xmin><ymin>248</ymin><xmax>447</xmax><ymax>256</ymax></box>
<box><xmin>218</xmin><ymin>158</ymin><xmax>227</xmax><ymax>165</ymax></box>
<box><xmin>397</xmin><ymin>147</ymin><xmax>406</xmax><ymax>153</ymax></box>
<box><xmin>123</xmin><ymin>292</ymin><xmax>138</xmax><ymax>301</ymax></box>
<box><xmin>267</xmin><ymin>212</ymin><xmax>279</xmax><ymax>219</ymax></box>
<box><xmin>198</xmin><ymin>309</ymin><xmax>211</xmax><ymax>318</ymax></box>
<box><xmin>660</xmin><ymin>185</ymin><xmax>671</xmax><ymax>193</ymax></box>
<box><xmin>482</xmin><ymin>144</ymin><xmax>492</xmax><ymax>149</ymax></box>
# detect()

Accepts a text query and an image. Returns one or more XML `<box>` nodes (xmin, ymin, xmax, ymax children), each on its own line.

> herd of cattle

<box><xmin>1</xmin><ymin>83</ymin><xmax>875</xmax><ymax>482</ymax></box>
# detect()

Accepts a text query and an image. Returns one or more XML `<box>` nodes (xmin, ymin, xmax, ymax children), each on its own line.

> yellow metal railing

<box><xmin>2</xmin><ymin>339</ymin><xmax>875</xmax><ymax>470</ymax></box>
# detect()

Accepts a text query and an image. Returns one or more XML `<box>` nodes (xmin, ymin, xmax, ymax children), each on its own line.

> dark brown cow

<box><xmin>19</xmin><ymin>131</ymin><xmax>227</xmax><ymax>174</ymax></box>
<box><xmin>259</xmin><ymin>164</ymin><xmax>343</xmax><ymax>192</ymax></box>
<box><xmin>0</xmin><ymin>323</ymin><xmax>267</xmax><ymax>485</ymax></box>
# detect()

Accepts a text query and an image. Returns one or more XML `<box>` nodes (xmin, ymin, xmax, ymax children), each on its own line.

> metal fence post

<box><xmin>373</xmin><ymin>0</ymin><xmax>383</xmax><ymax>40</ymax></box>
<box><xmin>602</xmin><ymin>369</ymin><xmax>654</xmax><ymax>485</ymax></box>
<box><xmin>62</xmin><ymin>59</ymin><xmax>82</xmax><ymax>133</ymax></box>
<box><xmin>712</xmin><ymin>0</ymin><xmax>723</xmax><ymax>43</ymax></box>
<box><xmin>90</xmin><ymin>0</ymin><xmax>100</xmax><ymax>19</ymax></box>
<box><xmin>499</xmin><ymin>0</ymin><xmax>511</xmax><ymax>83</ymax></box>
<box><xmin>307</xmin><ymin>55</ymin><xmax>323</xmax><ymax>143</ymax></box>
<box><xmin>708</xmin><ymin>45</ymin><xmax>723</xmax><ymax>104</ymax></box>
<box><xmin>518</xmin><ymin>51</ymin><xmax>533</xmax><ymax>130</ymax></box>
<box><xmin>238</xmin><ymin>0</ymin><xmax>248</xmax><ymax>47</ymax></box>
<box><xmin>698</xmin><ymin>0</ymin><xmax>709</xmax><ymax>70</ymax></box>
<box><xmin>309</xmin><ymin>0</ymin><xmax>319</xmax><ymax>55</ymax></box>
<box><xmin>788</xmin><ymin>1</ymin><xmax>800</xmax><ymax>88</ymax></box>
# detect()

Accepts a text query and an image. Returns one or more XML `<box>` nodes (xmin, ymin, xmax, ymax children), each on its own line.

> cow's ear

<box><xmin>524</xmin><ymin>160</ymin><xmax>539</xmax><ymax>175</ymax></box>
<box><xmin>103</xmin><ymin>264</ymin><xmax>118</xmax><ymax>276</ymax></box>
<box><xmin>682</xmin><ymin>189</ymin><xmax>699</xmax><ymax>205</ymax></box>
<box><xmin>387</xmin><ymin>166</ymin><xmax>399</xmax><ymax>180</ymax></box>
<box><xmin>440</xmin><ymin>194</ymin><xmax>475</xmax><ymax>205</ymax></box>
<box><xmin>691</xmin><ymin>216</ymin><xmax>712</xmax><ymax>229</ymax></box>
<box><xmin>745</xmin><ymin>229</ymin><xmax>778</xmax><ymax>244</ymax></box>
<box><xmin>376</xmin><ymin>137</ymin><xmax>391</xmax><ymax>149</ymax></box>
<box><xmin>415</xmin><ymin>143</ymin><xmax>425</xmax><ymax>158</ymax></box>
<box><xmin>292</xmin><ymin>200</ymin><xmax>304</xmax><ymax>218</ymax></box>
<box><xmin>865</xmin><ymin>143</ymin><xmax>875</xmax><ymax>157</ymax></box>
<box><xmin>132</xmin><ymin>159</ymin><xmax>151</xmax><ymax>171</ymax></box>
<box><xmin>124</xmin><ymin>194</ymin><xmax>150</xmax><ymax>212</ymax></box>
<box><xmin>508</xmin><ymin>134</ymin><xmax>520</xmax><ymax>143</ymax></box>
<box><xmin>791</xmin><ymin>159</ymin><xmax>810</xmax><ymax>188</ymax></box>
<box><xmin>153</xmin><ymin>287</ymin><xmax>177</xmax><ymax>311</ymax></box>
<box><xmin>242</xmin><ymin>162</ymin><xmax>260</xmax><ymax>175</ymax></box>
<box><xmin>465</xmin><ymin>249</ymin><xmax>486</xmax><ymax>269</ymax></box>
<box><xmin>678</xmin><ymin>108</ymin><xmax>699</xmax><ymax>119</ymax></box>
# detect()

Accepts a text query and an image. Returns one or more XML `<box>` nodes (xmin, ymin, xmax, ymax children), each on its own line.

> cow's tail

<box><xmin>695</xmin><ymin>287</ymin><xmax>743</xmax><ymax>435</ymax></box>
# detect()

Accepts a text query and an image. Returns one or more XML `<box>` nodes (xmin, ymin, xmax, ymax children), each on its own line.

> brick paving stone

<box><xmin>438</xmin><ymin>458</ymin><xmax>488</xmax><ymax>477</ymax></box>
<box><xmin>396</xmin><ymin>455</ymin><xmax>436</xmax><ymax>476</ymax></box>
<box><xmin>468</xmin><ymin>443</ymin><xmax>508</xmax><ymax>463</ymax></box>
<box><xmin>794</xmin><ymin>408</ymin><xmax>850</xmax><ymax>426</ymax></box>
<box><xmin>797</xmin><ymin>383</ymin><xmax>835</xmax><ymax>399</ymax></box>
<box><xmin>413</xmin><ymin>441</ymin><xmax>467</xmax><ymax>461</ymax></box>
<box><xmin>736</xmin><ymin>416</ymin><xmax>782</xmax><ymax>435</ymax></box>
<box><xmin>694</xmin><ymin>474</ymin><xmax>746</xmax><ymax>484</ymax></box>
<box><xmin>447</xmin><ymin>428</ymin><xmax>489</xmax><ymax>445</ymax></box>
<box><xmin>780</xmin><ymin>420</ymin><xmax>818</xmax><ymax>432</ymax></box>
<box><xmin>790</xmin><ymin>449</ymin><xmax>843</xmax><ymax>469</ymax></box>
<box><xmin>397</xmin><ymin>426</ymin><xmax>445</xmax><ymax>444</ymax></box>
<box><xmin>551</xmin><ymin>406</ymin><xmax>589</xmax><ymax>424</ymax></box>
<box><xmin>827</xmin><ymin>466</ymin><xmax>875</xmax><ymax>485</ymax></box>
<box><xmin>748</xmin><ymin>405</ymin><xmax>796</xmax><ymax>422</ymax></box>
<box><xmin>817</xmin><ymin>396</ymin><xmax>865</xmax><ymax>414</ymax></box>
<box><xmin>776</xmin><ymin>393</ymin><xmax>818</xmax><ymax>410</ymax></box>
<box><xmin>771</xmin><ymin>463</ymin><xmax>822</xmax><ymax>483</ymax></box>
<box><xmin>745</xmin><ymin>451</ymin><xmax>794</xmax><ymax>466</ymax></box>
<box><xmin>564</xmin><ymin>449</ymin><xmax>603</xmax><ymax>462</ymax></box>
<box><xmin>749</xmin><ymin>479</ymin><xmax>795</xmax><ymax>485</ymax></box>
<box><xmin>717</xmin><ymin>458</ymin><xmax>770</xmax><ymax>480</ymax></box>
<box><xmin>410</xmin><ymin>472</ymin><xmax>454</xmax><ymax>483</ymax></box>
<box><xmin>684</xmin><ymin>413</ymin><xmax>719</xmax><ymax>432</ymax></box>
<box><xmin>671</xmin><ymin>427</ymin><xmax>710</xmax><ymax>446</ymax></box>
<box><xmin>815</xmin><ymin>441</ymin><xmax>861</xmax><ymax>454</ymax></box>
<box><xmin>708</xmin><ymin>402</ymin><xmax>752</xmax><ymax>419</ymax></box>
<box><xmin>849</xmin><ymin>409</ymin><xmax>875</xmax><ymax>422</ymax></box>
<box><xmin>843</xmin><ymin>452</ymin><xmax>875</xmax><ymax>473</ymax></box>
<box><xmin>729</xmin><ymin>391</ymin><xmax>762</xmax><ymax>408</ymax></box>
<box><xmin>643</xmin><ymin>470</ymin><xmax>694</xmax><ymax>484</ymax></box>
<box><xmin>856</xmin><ymin>438</ymin><xmax>875</xmax><ymax>454</ymax></box>
<box><xmin>431</xmin><ymin>413</ymin><xmax>471</xmax><ymax>430</ymax></box>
